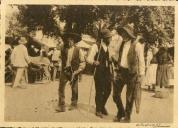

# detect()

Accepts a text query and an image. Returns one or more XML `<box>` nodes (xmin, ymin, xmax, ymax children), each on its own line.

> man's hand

<box><xmin>70</xmin><ymin>71</ymin><xmax>79</xmax><ymax>83</ymax></box>
<box><xmin>11</xmin><ymin>64</ymin><xmax>16</xmax><ymax>70</ymax></box>
<box><xmin>93</xmin><ymin>61</ymin><xmax>100</xmax><ymax>66</ymax></box>
<box><xmin>28</xmin><ymin>62</ymin><xmax>33</xmax><ymax>66</ymax></box>
<box><xmin>7</xmin><ymin>65</ymin><xmax>13</xmax><ymax>70</ymax></box>
<box><xmin>110</xmin><ymin>56</ymin><xmax>118</xmax><ymax>66</ymax></box>
<box><xmin>73</xmin><ymin>70</ymin><xmax>79</xmax><ymax>76</ymax></box>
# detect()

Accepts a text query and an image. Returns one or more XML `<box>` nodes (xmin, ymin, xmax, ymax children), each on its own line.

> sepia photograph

<box><xmin>4</xmin><ymin>4</ymin><xmax>174</xmax><ymax>124</ymax></box>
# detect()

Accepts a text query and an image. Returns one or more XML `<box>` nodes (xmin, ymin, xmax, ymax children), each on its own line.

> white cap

<box><xmin>76</xmin><ymin>40</ymin><xmax>91</xmax><ymax>49</ymax></box>
<box><xmin>81</xmin><ymin>34</ymin><xmax>96</xmax><ymax>45</ymax></box>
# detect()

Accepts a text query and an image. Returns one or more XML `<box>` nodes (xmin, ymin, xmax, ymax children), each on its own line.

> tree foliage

<box><xmin>8</xmin><ymin>5</ymin><xmax>174</xmax><ymax>44</ymax></box>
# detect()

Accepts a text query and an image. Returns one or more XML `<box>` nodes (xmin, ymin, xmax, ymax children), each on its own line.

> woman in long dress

<box><xmin>145</xmin><ymin>44</ymin><xmax>158</xmax><ymax>90</ymax></box>
<box><xmin>167</xmin><ymin>46</ymin><xmax>174</xmax><ymax>87</ymax></box>
<box><xmin>156</xmin><ymin>44</ymin><xmax>171</xmax><ymax>89</ymax></box>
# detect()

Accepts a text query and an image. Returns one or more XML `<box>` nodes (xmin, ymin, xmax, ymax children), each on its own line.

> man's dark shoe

<box><xmin>101</xmin><ymin>107</ymin><xmax>108</xmax><ymax>115</ymax></box>
<box><xmin>55</xmin><ymin>106</ymin><xmax>66</xmax><ymax>112</ymax></box>
<box><xmin>136</xmin><ymin>109</ymin><xmax>139</xmax><ymax>114</ymax></box>
<box><xmin>95</xmin><ymin>112</ymin><xmax>103</xmax><ymax>118</ymax></box>
<box><xmin>68</xmin><ymin>105</ymin><xmax>77</xmax><ymax>111</ymax></box>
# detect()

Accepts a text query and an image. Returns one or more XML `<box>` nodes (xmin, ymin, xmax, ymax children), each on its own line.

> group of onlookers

<box><xmin>145</xmin><ymin>40</ymin><xmax>174</xmax><ymax>91</ymax></box>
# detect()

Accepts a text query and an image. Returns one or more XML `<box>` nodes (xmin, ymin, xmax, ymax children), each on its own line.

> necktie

<box><xmin>118</xmin><ymin>41</ymin><xmax>125</xmax><ymax>66</ymax></box>
<box><xmin>106</xmin><ymin>47</ymin><xmax>109</xmax><ymax>67</ymax></box>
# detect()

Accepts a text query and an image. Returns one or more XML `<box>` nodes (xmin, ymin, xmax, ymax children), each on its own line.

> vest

<box><xmin>61</xmin><ymin>46</ymin><xmax>80</xmax><ymax>71</ymax></box>
<box><xmin>127</xmin><ymin>41</ymin><xmax>139</xmax><ymax>74</ymax></box>
<box><xmin>94</xmin><ymin>43</ymin><xmax>110</xmax><ymax>74</ymax></box>
<box><xmin>71</xmin><ymin>47</ymin><xmax>80</xmax><ymax>71</ymax></box>
<box><xmin>61</xmin><ymin>47</ymin><xmax>68</xmax><ymax>71</ymax></box>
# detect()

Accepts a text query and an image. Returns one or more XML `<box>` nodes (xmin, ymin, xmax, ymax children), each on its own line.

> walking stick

<box><xmin>88</xmin><ymin>43</ymin><xmax>102</xmax><ymax>113</ymax></box>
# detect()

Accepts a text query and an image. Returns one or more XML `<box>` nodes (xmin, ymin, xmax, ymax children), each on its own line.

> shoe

<box><xmin>55</xmin><ymin>106</ymin><xmax>66</xmax><ymax>112</ymax></box>
<box><xmin>113</xmin><ymin>113</ymin><xmax>125</xmax><ymax>122</ymax></box>
<box><xmin>18</xmin><ymin>86</ymin><xmax>27</xmax><ymax>89</ymax></box>
<box><xmin>148</xmin><ymin>85</ymin><xmax>151</xmax><ymax>90</ymax></box>
<box><xmin>101</xmin><ymin>107</ymin><xmax>108</xmax><ymax>115</ymax></box>
<box><xmin>68</xmin><ymin>105</ymin><xmax>77</xmax><ymax>111</ymax></box>
<box><xmin>121</xmin><ymin>116</ymin><xmax>131</xmax><ymax>123</ymax></box>
<box><xmin>95</xmin><ymin>112</ymin><xmax>103</xmax><ymax>118</ymax></box>
<box><xmin>12</xmin><ymin>86</ymin><xmax>18</xmax><ymax>88</ymax></box>
<box><xmin>151</xmin><ymin>85</ymin><xmax>156</xmax><ymax>92</ymax></box>
<box><xmin>113</xmin><ymin>116</ymin><xmax>121</xmax><ymax>122</ymax></box>
<box><xmin>136</xmin><ymin>109</ymin><xmax>139</xmax><ymax>114</ymax></box>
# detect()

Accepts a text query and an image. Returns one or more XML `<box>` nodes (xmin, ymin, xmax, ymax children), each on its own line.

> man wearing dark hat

<box><xmin>112</xmin><ymin>24</ymin><xmax>145</xmax><ymax>122</ymax></box>
<box><xmin>56</xmin><ymin>32</ymin><xmax>86</xmax><ymax>112</ymax></box>
<box><xmin>87</xmin><ymin>29</ymin><xmax>112</xmax><ymax>118</ymax></box>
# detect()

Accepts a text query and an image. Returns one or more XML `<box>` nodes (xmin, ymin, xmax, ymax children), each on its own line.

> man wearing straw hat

<box><xmin>113</xmin><ymin>24</ymin><xmax>145</xmax><ymax>122</ymax></box>
<box><xmin>56</xmin><ymin>31</ymin><xmax>86</xmax><ymax>112</ymax></box>
<box><xmin>77</xmin><ymin>34</ymin><xmax>97</xmax><ymax>63</ymax></box>
<box><xmin>11</xmin><ymin>36</ymin><xmax>31</xmax><ymax>88</ymax></box>
<box><xmin>76</xmin><ymin>34</ymin><xmax>96</xmax><ymax>56</ymax></box>
<box><xmin>87</xmin><ymin>29</ymin><xmax>112</xmax><ymax>118</ymax></box>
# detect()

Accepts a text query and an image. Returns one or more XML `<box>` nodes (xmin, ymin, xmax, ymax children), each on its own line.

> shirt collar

<box><xmin>101</xmin><ymin>41</ymin><xmax>108</xmax><ymax>52</ymax></box>
<box><xmin>125</xmin><ymin>40</ymin><xmax>131</xmax><ymax>44</ymax></box>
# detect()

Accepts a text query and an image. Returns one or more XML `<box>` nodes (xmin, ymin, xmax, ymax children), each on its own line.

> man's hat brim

<box><xmin>76</xmin><ymin>40</ymin><xmax>91</xmax><ymax>49</ymax></box>
<box><xmin>117</xmin><ymin>27</ymin><xmax>136</xmax><ymax>39</ymax></box>
<box><xmin>100</xmin><ymin>29</ymin><xmax>112</xmax><ymax>39</ymax></box>
<box><xmin>62</xmin><ymin>32</ymin><xmax>80</xmax><ymax>38</ymax></box>
<box><xmin>19</xmin><ymin>37</ymin><xmax>28</xmax><ymax>44</ymax></box>
<box><xmin>62</xmin><ymin>32</ymin><xmax>81</xmax><ymax>42</ymax></box>
<box><xmin>62</xmin><ymin>32</ymin><xmax>81</xmax><ymax>43</ymax></box>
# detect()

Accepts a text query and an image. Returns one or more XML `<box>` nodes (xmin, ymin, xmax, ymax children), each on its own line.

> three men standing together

<box><xmin>56</xmin><ymin>24</ymin><xmax>145</xmax><ymax>122</ymax></box>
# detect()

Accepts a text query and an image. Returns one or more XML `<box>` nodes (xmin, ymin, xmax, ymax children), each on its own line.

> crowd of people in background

<box><xmin>5</xmin><ymin>23</ymin><xmax>174</xmax><ymax>123</ymax></box>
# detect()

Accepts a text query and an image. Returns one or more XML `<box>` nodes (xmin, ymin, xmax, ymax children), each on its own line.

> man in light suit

<box><xmin>11</xmin><ymin>36</ymin><xmax>31</xmax><ymax>88</ymax></box>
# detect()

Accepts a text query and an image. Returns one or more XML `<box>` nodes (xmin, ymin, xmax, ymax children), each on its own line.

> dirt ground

<box><xmin>5</xmin><ymin>75</ymin><xmax>173</xmax><ymax>123</ymax></box>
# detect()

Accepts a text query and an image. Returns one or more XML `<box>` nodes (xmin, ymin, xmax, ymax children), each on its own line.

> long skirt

<box><xmin>168</xmin><ymin>65</ymin><xmax>174</xmax><ymax>86</ymax></box>
<box><xmin>145</xmin><ymin>64</ymin><xmax>158</xmax><ymax>85</ymax></box>
<box><xmin>156</xmin><ymin>64</ymin><xmax>169</xmax><ymax>88</ymax></box>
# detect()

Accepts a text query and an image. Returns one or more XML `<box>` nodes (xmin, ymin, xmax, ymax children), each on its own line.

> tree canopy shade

<box><xmin>7</xmin><ymin>5</ymin><xmax>174</xmax><ymax>45</ymax></box>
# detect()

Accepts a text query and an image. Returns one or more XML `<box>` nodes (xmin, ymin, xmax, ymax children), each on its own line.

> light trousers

<box><xmin>13</xmin><ymin>67</ymin><xmax>28</xmax><ymax>87</ymax></box>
